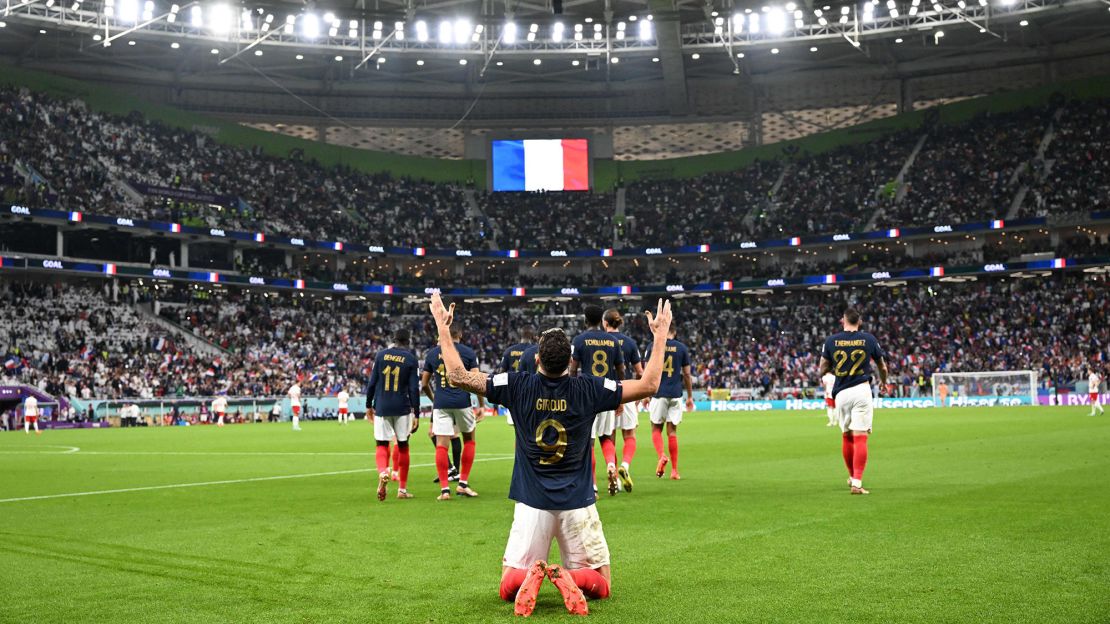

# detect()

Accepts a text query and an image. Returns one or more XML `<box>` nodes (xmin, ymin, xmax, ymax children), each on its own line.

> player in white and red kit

<box><xmin>288</xmin><ymin>383</ymin><xmax>302</xmax><ymax>431</ymax></box>
<box><xmin>337</xmin><ymin>388</ymin><xmax>351</xmax><ymax>424</ymax></box>
<box><xmin>23</xmin><ymin>395</ymin><xmax>41</xmax><ymax>435</ymax></box>
<box><xmin>211</xmin><ymin>395</ymin><xmax>228</xmax><ymax>427</ymax></box>
<box><xmin>822</xmin><ymin>372</ymin><xmax>837</xmax><ymax>426</ymax></box>
<box><xmin>1089</xmin><ymin>369</ymin><xmax>1104</xmax><ymax>416</ymax></box>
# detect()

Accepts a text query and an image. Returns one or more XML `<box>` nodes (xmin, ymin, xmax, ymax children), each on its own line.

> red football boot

<box><xmin>514</xmin><ymin>560</ymin><xmax>548</xmax><ymax>617</ymax></box>
<box><xmin>546</xmin><ymin>565</ymin><xmax>589</xmax><ymax>616</ymax></box>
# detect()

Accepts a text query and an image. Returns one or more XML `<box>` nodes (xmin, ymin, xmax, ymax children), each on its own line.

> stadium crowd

<box><xmin>1</xmin><ymin>271</ymin><xmax>1106</xmax><ymax>403</ymax></box>
<box><xmin>4</xmin><ymin>84</ymin><xmax>1108</xmax><ymax>256</ymax></box>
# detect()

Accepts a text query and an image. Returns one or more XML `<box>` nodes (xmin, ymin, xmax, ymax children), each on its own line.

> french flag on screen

<box><xmin>104</xmin><ymin>263</ymin><xmax>117</xmax><ymax>275</ymax></box>
<box><xmin>507</xmin><ymin>249</ymin><xmax>520</xmax><ymax>258</ymax></box>
<box><xmin>69</xmin><ymin>211</ymin><xmax>83</xmax><ymax>222</ymax></box>
<box><xmin>789</xmin><ymin>237</ymin><xmax>802</xmax><ymax>246</ymax></box>
<box><xmin>294</xmin><ymin>279</ymin><xmax>305</xmax><ymax>289</ymax></box>
<box><xmin>1053</xmin><ymin>258</ymin><xmax>1067</xmax><ymax>269</ymax></box>
<box><xmin>254</xmin><ymin>232</ymin><xmax>265</xmax><ymax>243</ymax></box>
<box><xmin>492</xmin><ymin>139</ymin><xmax>589</xmax><ymax>191</ymax></box>
<box><xmin>383</xmin><ymin>285</ymin><xmax>394</xmax><ymax>294</ymax></box>
<box><xmin>931</xmin><ymin>266</ymin><xmax>945</xmax><ymax>277</ymax></box>
<box><xmin>720</xmin><ymin>281</ymin><xmax>733</xmax><ymax>291</ymax></box>
<box><xmin>991</xmin><ymin>219</ymin><xmax>1005</xmax><ymax>229</ymax></box>
<box><xmin>601</xmin><ymin>248</ymin><xmax>613</xmax><ymax>257</ymax></box>
<box><xmin>619</xmin><ymin>285</ymin><xmax>632</xmax><ymax>295</ymax></box>
<box><xmin>513</xmin><ymin>287</ymin><xmax>526</xmax><ymax>296</ymax></box>
<box><xmin>171</xmin><ymin>223</ymin><xmax>182</xmax><ymax>233</ymax></box>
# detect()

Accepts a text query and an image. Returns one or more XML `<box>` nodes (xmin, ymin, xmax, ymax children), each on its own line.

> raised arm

<box><xmin>621</xmin><ymin>299</ymin><xmax>673</xmax><ymax>403</ymax></box>
<box><xmin>429</xmin><ymin>294</ymin><xmax>488</xmax><ymax>396</ymax></box>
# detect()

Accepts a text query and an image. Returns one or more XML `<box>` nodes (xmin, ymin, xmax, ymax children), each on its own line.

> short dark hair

<box><xmin>603</xmin><ymin>308</ymin><xmax>623</xmax><ymax>329</ymax></box>
<box><xmin>522</xmin><ymin>327</ymin><xmax>535</xmax><ymax>342</ymax></box>
<box><xmin>451</xmin><ymin>326</ymin><xmax>462</xmax><ymax>340</ymax></box>
<box><xmin>843</xmin><ymin>308</ymin><xmax>861</xmax><ymax>326</ymax></box>
<box><xmin>538</xmin><ymin>328</ymin><xmax>572</xmax><ymax>376</ymax></box>
<box><xmin>393</xmin><ymin>328</ymin><xmax>410</xmax><ymax>346</ymax></box>
<box><xmin>584</xmin><ymin>304</ymin><xmax>604</xmax><ymax>327</ymax></box>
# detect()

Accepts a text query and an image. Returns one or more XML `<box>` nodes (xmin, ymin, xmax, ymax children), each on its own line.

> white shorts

<box><xmin>616</xmin><ymin>403</ymin><xmax>639</xmax><ymax>430</ymax></box>
<box><xmin>502</xmin><ymin>502</ymin><xmax>610</xmax><ymax>571</ymax></box>
<box><xmin>506</xmin><ymin>411</ymin><xmax>514</xmax><ymax>427</ymax></box>
<box><xmin>373</xmin><ymin>414</ymin><xmax>413</xmax><ymax>442</ymax></box>
<box><xmin>649</xmin><ymin>397</ymin><xmax>684</xmax><ymax>426</ymax></box>
<box><xmin>836</xmin><ymin>383</ymin><xmax>874</xmax><ymax>433</ymax></box>
<box><xmin>433</xmin><ymin>408</ymin><xmax>476</xmax><ymax>436</ymax></box>
<box><xmin>591</xmin><ymin>411</ymin><xmax>616</xmax><ymax>438</ymax></box>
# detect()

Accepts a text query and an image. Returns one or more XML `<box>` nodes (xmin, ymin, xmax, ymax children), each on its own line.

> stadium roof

<box><xmin>1</xmin><ymin>0</ymin><xmax>1109</xmax><ymax>125</ymax></box>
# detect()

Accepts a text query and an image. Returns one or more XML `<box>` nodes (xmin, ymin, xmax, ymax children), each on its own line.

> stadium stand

<box><xmin>4</xmin><ymin>84</ymin><xmax>1108</xmax><ymax>254</ymax></box>
<box><xmin>2</xmin><ymin>271</ymin><xmax>1106</xmax><ymax>401</ymax></box>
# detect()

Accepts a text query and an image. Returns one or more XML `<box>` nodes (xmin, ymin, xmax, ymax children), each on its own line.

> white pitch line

<box><xmin>0</xmin><ymin>445</ymin><xmax>81</xmax><ymax>455</ymax></box>
<box><xmin>0</xmin><ymin>455</ymin><xmax>514</xmax><ymax>504</ymax></box>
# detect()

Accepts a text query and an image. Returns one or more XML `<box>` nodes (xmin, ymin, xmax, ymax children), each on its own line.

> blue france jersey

<box><xmin>821</xmin><ymin>331</ymin><xmax>886</xmax><ymax>398</ymax></box>
<box><xmin>520</xmin><ymin>345</ymin><xmax>539</xmax><ymax>374</ymax></box>
<box><xmin>424</xmin><ymin>344</ymin><xmax>480</xmax><ymax>409</ymax></box>
<box><xmin>611</xmin><ymin>331</ymin><xmax>642</xmax><ymax>380</ymax></box>
<box><xmin>365</xmin><ymin>347</ymin><xmax>421</xmax><ymax>417</ymax></box>
<box><xmin>486</xmin><ymin>372</ymin><xmax>623</xmax><ymax>510</ymax></box>
<box><xmin>499</xmin><ymin>342</ymin><xmax>533</xmax><ymax>374</ymax></box>
<box><xmin>645</xmin><ymin>339</ymin><xmax>690</xmax><ymax>399</ymax></box>
<box><xmin>571</xmin><ymin>329</ymin><xmax>624</xmax><ymax>382</ymax></box>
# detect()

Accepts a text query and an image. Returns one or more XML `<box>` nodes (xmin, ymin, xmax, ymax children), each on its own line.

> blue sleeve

<box><xmin>681</xmin><ymin>344</ymin><xmax>691</xmax><ymax>368</ymax></box>
<box><xmin>485</xmin><ymin>372</ymin><xmax>510</xmax><ymax>406</ymax></box>
<box><xmin>821</xmin><ymin>338</ymin><xmax>833</xmax><ymax>361</ymax></box>
<box><xmin>408</xmin><ymin>360</ymin><xmax>420</xmax><ymax>414</ymax></box>
<box><xmin>366</xmin><ymin>356</ymin><xmax>379</xmax><ymax>408</ymax></box>
<box><xmin>422</xmin><ymin>352</ymin><xmax>435</xmax><ymax>374</ymax></box>
<box><xmin>613</xmin><ymin>343</ymin><xmax>624</xmax><ymax>367</ymax></box>
<box><xmin>591</xmin><ymin>377</ymin><xmax>623</xmax><ymax>413</ymax></box>
<box><xmin>571</xmin><ymin>336</ymin><xmax>583</xmax><ymax>363</ymax></box>
<box><xmin>870</xmin><ymin>335</ymin><xmax>886</xmax><ymax>361</ymax></box>
<box><xmin>465</xmin><ymin>349</ymin><xmax>478</xmax><ymax>371</ymax></box>
<box><xmin>629</xmin><ymin>342</ymin><xmax>642</xmax><ymax>365</ymax></box>
<box><xmin>499</xmin><ymin>351</ymin><xmax>511</xmax><ymax>373</ymax></box>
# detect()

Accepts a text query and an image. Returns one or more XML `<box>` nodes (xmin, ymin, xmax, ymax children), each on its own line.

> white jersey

<box><xmin>1089</xmin><ymin>373</ymin><xmax>1101</xmax><ymax>392</ymax></box>
<box><xmin>24</xmin><ymin>396</ymin><xmax>39</xmax><ymax>417</ymax></box>
<box><xmin>271</xmin><ymin>401</ymin><xmax>282</xmax><ymax>415</ymax></box>
<box><xmin>337</xmin><ymin>390</ymin><xmax>350</xmax><ymax>409</ymax></box>
<box><xmin>288</xmin><ymin>384</ymin><xmax>302</xmax><ymax>407</ymax></box>
<box><xmin>822</xmin><ymin>373</ymin><xmax>836</xmax><ymax>397</ymax></box>
<box><xmin>211</xmin><ymin>397</ymin><xmax>228</xmax><ymax>413</ymax></box>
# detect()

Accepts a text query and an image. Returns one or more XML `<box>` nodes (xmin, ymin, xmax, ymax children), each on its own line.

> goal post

<box><xmin>931</xmin><ymin>370</ymin><xmax>1038</xmax><ymax>407</ymax></box>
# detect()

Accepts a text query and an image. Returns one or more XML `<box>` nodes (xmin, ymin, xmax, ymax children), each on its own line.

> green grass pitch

<box><xmin>1</xmin><ymin>406</ymin><xmax>1108</xmax><ymax>623</ymax></box>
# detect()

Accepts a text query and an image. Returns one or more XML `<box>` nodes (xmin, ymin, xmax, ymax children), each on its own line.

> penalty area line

<box><xmin>0</xmin><ymin>455</ymin><xmax>514</xmax><ymax>504</ymax></box>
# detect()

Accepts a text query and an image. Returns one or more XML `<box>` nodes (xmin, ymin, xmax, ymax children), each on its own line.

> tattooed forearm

<box><xmin>448</xmin><ymin>368</ymin><xmax>489</xmax><ymax>396</ymax></box>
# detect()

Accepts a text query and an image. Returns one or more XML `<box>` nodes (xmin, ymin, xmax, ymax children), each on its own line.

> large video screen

<box><xmin>490</xmin><ymin>139</ymin><xmax>590</xmax><ymax>192</ymax></box>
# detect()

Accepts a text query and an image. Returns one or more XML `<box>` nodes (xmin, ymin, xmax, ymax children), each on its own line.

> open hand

<box><xmin>645</xmin><ymin>298</ymin><xmax>673</xmax><ymax>339</ymax></box>
<box><xmin>429</xmin><ymin>292</ymin><xmax>455</xmax><ymax>330</ymax></box>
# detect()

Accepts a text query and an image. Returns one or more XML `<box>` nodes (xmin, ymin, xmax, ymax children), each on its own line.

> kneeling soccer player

<box><xmin>366</xmin><ymin>329</ymin><xmax>422</xmax><ymax>501</ymax></box>
<box><xmin>427</xmin><ymin>293</ymin><xmax>673</xmax><ymax>616</ymax></box>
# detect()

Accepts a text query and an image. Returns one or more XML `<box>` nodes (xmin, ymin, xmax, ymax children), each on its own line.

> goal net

<box><xmin>931</xmin><ymin>371</ymin><xmax>1037</xmax><ymax>407</ymax></box>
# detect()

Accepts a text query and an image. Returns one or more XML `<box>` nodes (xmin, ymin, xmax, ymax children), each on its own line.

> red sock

<box><xmin>397</xmin><ymin>446</ymin><xmax>410</xmax><ymax>489</ymax></box>
<box><xmin>375</xmin><ymin>445</ymin><xmax>389</xmax><ymax>474</ymax></box>
<box><xmin>460</xmin><ymin>440</ymin><xmax>476</xmax><ymax>482</ymax></box>
<box><xmin>600</xmin><ymin>437</ymin><xmax>617</xmax><ymax>467</ymax></box>
<box><xmin>851</xmin><ymin>433</ymin><xmax>869</xmax><ymax>481</ymax></box>
<box><xmin>651</xmin><ymin>428</ymin><xmax>665</xmax><ymax>459</ymax></box>
<box><xmin>390</xmin><ymin>444</ymin><xmax>400</xmax><ymax>472</ymax></box>
<box><xmin>621</xmin><ymin>436</ymin><xmax>637</xmax><ymax>466</ymax></box>
<box><xmin>569</xmin><ymin>568</ymin><xmax>610</xmax><ymax>600</ymax></box>
<box><xmin>667</xmin><ymin>434</ymin><xmax>679</xmax><ymax>470</ymax></box>
<box><xmin>842</xmin><ymin>433</ymin><xmax>854</xmax><ymax>476</ymax></box>
<box><xmin>435</xmin><ymin>445</ymin><xmax>450</xmax><ymax>487</ymax></box>
<box><xmin>499</xmin><ymin>568</ymin><xmax>527</xmax><ymax>601</ymax></box>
